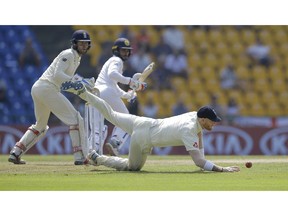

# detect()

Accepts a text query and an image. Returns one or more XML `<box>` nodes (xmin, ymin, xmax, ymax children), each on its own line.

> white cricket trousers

<box><xmin>32</xmin><ymin>80</ymin><xmax>79</xmax><ymax>131</ymax></box>
<box><xmin>80</xmin><ymin>91</ymin><xmax>156</xmax><ymax>171</ymax></box>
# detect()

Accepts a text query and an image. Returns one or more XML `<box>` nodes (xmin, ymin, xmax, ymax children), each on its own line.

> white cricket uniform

<box><xmin>95</xmin><ymin>56</ymin><xmax>132</xmax><ymax>146</ymax></box>
<box><xmin>95</xmin><ymin>56</ymin><xmax>130</xmax><ymax>113</ymax></box>
<box><xmin>32</xmin><ymin>48</ymin><xmax>81</xmax><ymax>131</ymax></box>
<box><xmin>81</xmin><ymin>91</ymin><xmax>203</xmax><ymax>171</ymax></box>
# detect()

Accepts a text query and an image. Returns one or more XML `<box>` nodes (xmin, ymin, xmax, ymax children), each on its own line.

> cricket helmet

<box><xmin>71</xmin><ymin>30</ymin><xmax>91</xmax><ymax>51</ymax></box>
<box><xmin>197</xmin><ymin>106</ymin><xmax>221</xmax><ymax>122</ymax></box>
<box><xmin>112</xmin><ymin>38</ymin><xmax>132</xmax><ymax>61</ymax></box>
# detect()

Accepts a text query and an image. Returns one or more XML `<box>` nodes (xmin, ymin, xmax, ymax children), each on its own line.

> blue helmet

<box><xmin>112</xmin><ymin>38</ymin><xmax>132</xmax><ymax>61</ymax></box>
<box><xmin>71</xmin><ymin>30</ymin><xmax>91</xmax><ymax>51</ymax></box>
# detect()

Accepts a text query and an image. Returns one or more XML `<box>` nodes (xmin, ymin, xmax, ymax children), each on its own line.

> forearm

<box><xmin>109</xmin><ymin>71</ymin><xmax>130</xmax><ymax>84</ymax></box>
<box><xmin>54</xmin><ymin>60</ymin><xmax>72</xmax><ymax>84</ymax></box>
<box><xmin>199</xmin><ymin>148</ymin><xmax>204</xmax><ymax>158</ymax></box>
<box><xmin>198</xmin><ymin>132</ymin><xmax>204</xmax><ymax>158</ymax></box>
<box><xmin>189</xmin><ymin>150</ymin><xmax>223</xmax><ymax>172</ymax></box>
<box><xmin>203</xmin><ymin>160</ymin><xmax>223</xmax><ymax>172</ymax></box>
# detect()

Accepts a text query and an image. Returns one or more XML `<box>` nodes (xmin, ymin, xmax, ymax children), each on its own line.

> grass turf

<box><xmin>0</xmin><ymin>154</ymin><xmax>287</xmax><ymax>191</ymax></box>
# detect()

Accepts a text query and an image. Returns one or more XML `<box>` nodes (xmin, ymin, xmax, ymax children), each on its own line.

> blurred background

<box><xmin>0</xmin><ymin>25</ymin><xmax>287</xmax><ymax>155</ymax></box>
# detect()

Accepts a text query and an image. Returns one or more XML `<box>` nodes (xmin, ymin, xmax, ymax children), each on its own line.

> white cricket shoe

<box><xmin>87</xmin><ymin>150</ymin><xmax>99</xmax><ymax>166</ymax></box>
<box><xmin>105</xmin><ymin>138</ymin><xmax>120</xmax><ymax>156</ymax></box>
<box><xmin>8</xmin><ymin>153</ymin><xmax>26</xmax><ymax>164</ymax></box>
<box><xmin>61</xmin><ymin>80</ymin><xmax>86</xmax><ymax>95</ymax></box>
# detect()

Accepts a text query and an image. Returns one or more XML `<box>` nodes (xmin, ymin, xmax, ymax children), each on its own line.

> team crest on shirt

<box><xmin>62</xmin><ymin>58</ymin><xmax>67</xmax><ymax>62</ymax></box>
<box><xmin>193</xmin><ymin>142</ymin><xmax>198</xmax><ymax>148</ymax></box>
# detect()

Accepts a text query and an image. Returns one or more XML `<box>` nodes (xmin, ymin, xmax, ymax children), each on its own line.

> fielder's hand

<box><xmin>129</xmin><ymin>78</ymin><xmax>147</xmax><ymax>91</ymax></box>
<box><xmin>222</xmin><ymin>166</ymin><xmax>240</xmax><ymax>172</ymax></box>
<box><xmin>122</xmin><ymin>89</ymin><xmax>137</xmax><ymax>103</ymax></box>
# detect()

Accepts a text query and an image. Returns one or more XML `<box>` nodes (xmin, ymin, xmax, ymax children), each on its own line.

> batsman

<box><xmin>61</xmin><ymin>80</ymin><xmax>240</xmax><ymax>173</ymax></box>
<box><xmin>90</xmin><ymin>37</ymin><xmax>149</xmax><ymax>156</ymax></box>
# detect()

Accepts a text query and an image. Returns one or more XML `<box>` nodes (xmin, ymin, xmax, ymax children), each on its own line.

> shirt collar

<box><xmin>196</xmin><ymin>117</ymin><xmax>203</xmax><ymax>133</ymax></box>
<box><xmin>71</xmin><ymin>48</ymin><xmax>81</xmax><ymax>59</ymax></box>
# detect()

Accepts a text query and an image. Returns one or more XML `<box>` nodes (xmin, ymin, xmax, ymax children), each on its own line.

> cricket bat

<box><xmin>139</xmin><ymin>62</ymin><xmax>155</xmax><ymax>82</ymax></box>
<box><xmin>129</xmin><ymin>62</ymin><xmax>155</xmax><ymax>103</ymax></box>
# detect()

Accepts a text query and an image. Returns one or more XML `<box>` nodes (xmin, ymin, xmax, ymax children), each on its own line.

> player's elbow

<box><xmin>194</xmin><ymin>159</ymin><xmax>205</xmax><ymax>168</ymax></box>
<box><xmin>189</xmin><ymin>150</ymin><xmax>206</xmax><ymax>168</ymax></box>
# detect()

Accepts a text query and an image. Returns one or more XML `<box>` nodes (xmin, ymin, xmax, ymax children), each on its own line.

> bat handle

<box><xmin>128</xmin><ymin>89</ymin><xmax>137</xmax><ymax>104</ymax></box>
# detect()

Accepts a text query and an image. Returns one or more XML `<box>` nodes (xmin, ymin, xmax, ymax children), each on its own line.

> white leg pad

<box><xmin>85</xmin><ymin>104</ymin><xmax>107</xmax><ymax>155</ymax></box>
<box><xmin>78</xmin><ymin>112</ymin><xmax>88</xmax><ymax>157</ymax></box>
<box><xmin>69</xmin><ymin>112</ymin><xmax>87</xmax><ymax>160</ymax></box>
<box><xmin>18</xmin><ymin>125</ymin><xmax>49</xmax><ymax>155</ymax></box>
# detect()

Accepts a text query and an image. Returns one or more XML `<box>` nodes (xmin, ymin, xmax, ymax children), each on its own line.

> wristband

<box><xmin>203</xmin><ymin>161</ymin><xmax>214</xmax><ymax>171</ymax></box>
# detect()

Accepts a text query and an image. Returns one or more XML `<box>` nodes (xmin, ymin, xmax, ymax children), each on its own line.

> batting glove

<box><xmin>122</xmin><ymin>89</ymin><xmax>137</xmax><ymax>103</ymax></box>
<box><xmin>132</xmin><ymin>73</ymin><xmax>142</xmax><ymax>80</ymax></box>
<box><xmin>129</xmin><ymin>78</ymin><xmax>147</xmax><ymax>91</ymax></box>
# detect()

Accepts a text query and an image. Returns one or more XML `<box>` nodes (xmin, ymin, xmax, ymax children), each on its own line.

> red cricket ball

<box><xmin>245</xmin><ymin>162</ymin><xmax>252</xmax><ymax>168</ymax></box>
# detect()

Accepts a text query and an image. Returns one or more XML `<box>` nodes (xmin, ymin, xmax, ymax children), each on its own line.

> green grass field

<box><xmin>0</xmin><ymin>154</ymin><xmax>287</xmax><ymax>191</ymax></box>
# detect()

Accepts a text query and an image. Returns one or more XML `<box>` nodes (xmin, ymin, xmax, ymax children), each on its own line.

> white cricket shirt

<box><xmin>39</xmin><ymin>48</ymin><xmax>81</xmax><ymax>88</ymax></box>
<box><xmin>150</xmin><ymin>111</ymin><xmax>202</xmax><ymax>151</ymax></box>
<box><xmin>95</xmin><ymin>56</ymin><xmax>131</xmax><ymax>97</ymax></box>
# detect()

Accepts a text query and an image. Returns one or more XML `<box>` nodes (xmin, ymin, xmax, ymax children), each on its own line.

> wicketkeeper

<box><xmin>61</xmin><ymin>80</ymin><xmax>240</xmax><ymax>172</ymax></box>
<box><xmin>8</xmin><ymin>30</ymin><xmax>92</xmax><ymax>165</ymax></box>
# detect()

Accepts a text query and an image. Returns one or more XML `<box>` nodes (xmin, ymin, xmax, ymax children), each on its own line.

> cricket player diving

<box><xmin>91</xmin><ymin>37</ymin><xmax>146</xmax><ymax>156</ymax></box>
<box><xmin>8</xmin><ymin>30</ymin><xmax>92</xmax><ymax>165</ymax></box>
<box><xmin>61</xmin><ymin>80</ymin><xmax>240</xmax><ymax>172</ymax></box>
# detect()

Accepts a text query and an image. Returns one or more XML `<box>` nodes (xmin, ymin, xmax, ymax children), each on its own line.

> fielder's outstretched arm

<box><xmin>189</xmin><ymin>150</ymin><xmax>240</xmax><ymax>172</ymax></box>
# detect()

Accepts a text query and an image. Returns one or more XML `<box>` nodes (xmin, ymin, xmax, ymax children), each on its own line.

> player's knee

<box><xmin>128</xmin><ymin>164</ymin><xmax>141</xmax><ymax>171</ymax></box>
<box><xmin>129</xmin><ymin>168</ymin><xmax>141</xmax><ymax>171</ymax></box>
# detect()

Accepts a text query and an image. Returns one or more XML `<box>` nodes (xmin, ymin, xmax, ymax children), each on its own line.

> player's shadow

<box><xmin>134</xmin><ymin>170</ymin><xmax>215</xmax><ymax>174</ymax></box>
<box><xmin>89</xmin><ymin>169</ymin><xmax>215</xmax><ymax>174</ymax></box>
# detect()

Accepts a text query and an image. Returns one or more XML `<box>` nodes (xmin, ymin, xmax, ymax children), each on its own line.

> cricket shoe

<box><xmin>61</xmin><ymin>80</ymin><xmax>86</xmax><ymax>95</ymax></box>
<box><xmin>8</xmin><ymin>153</ymin><xmax>26</xmax><ymax>164</ymax></box>
<box><xmin>87</xmin><ymin>150</ymin><xmax>99</xmax><ymax>166</ymax></box>
<box><xmin>74</xmin><ymin>158</ymin><xmax>89</xmax><ymax>165</ymax></box>
<box><xmin>105</xmin><ymin>138</ymin><xmax>120</xmax><ymax>156</ymax></box>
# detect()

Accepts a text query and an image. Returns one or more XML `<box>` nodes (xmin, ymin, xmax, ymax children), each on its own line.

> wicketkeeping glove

<box><xmin>72</xmin><ymin>74</ymin><xmax>96</xmax><ymax>92</ymax></box>
<box><xmin>82</xmin><ymin>77</ymin><xmax>96</xmax><ymax>92</ymax></box>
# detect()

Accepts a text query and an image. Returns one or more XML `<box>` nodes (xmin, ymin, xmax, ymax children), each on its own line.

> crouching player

<box><xmin>8</xmin><ymin>30</ymin><xmax>92</xmax><ymax>165</ymax></box>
